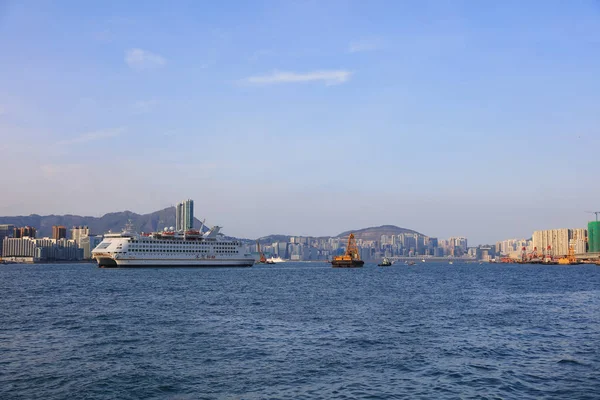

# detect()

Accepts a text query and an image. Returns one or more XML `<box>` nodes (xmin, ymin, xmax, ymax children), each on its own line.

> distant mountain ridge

<box><xmin>0</xmin><ymin>207</ymin><xmax>206</xmax><ymax>238</ymax></box>
<box><xmin>257</xmin><ymin>225</ymin><xmax>424</xmax><ymax>244</ymax></box>
<box><xmin>1</xmin><ymin>210</ymin><xmax>424</xmax><ymax>242</ymax></box>
<box><xmin>336</xmin><ymin>225</ymin><xmax>423</xmax><ymax>241</ymax></box>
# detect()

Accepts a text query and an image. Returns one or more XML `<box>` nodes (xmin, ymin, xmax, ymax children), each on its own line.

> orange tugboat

<box><xmin>256</xmin><ymin>240</ymin><xmax>274</xmax><ymax>264</ymax></box>
<box><xmin>332</xmin><ymin>233</ymin><xmax>364</xmax><ymax>268</ymax></box>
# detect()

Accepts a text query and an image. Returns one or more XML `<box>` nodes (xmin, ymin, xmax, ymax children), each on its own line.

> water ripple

<box><xmin>1</xmin><ymin>263</ymin><xmax>599</xmax><ymax>399</ymax></box>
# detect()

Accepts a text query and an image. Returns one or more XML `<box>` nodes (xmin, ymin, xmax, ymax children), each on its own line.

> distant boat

<box><xmin>266</xmin><ymin>256</ymin><xmax>285</xmax><ymax>264</ymax></box>
<box><xmin>407</xmin><ymin>261</ymin><xmax>416</xmax><ymax>266</ymax></box>
<box><xmin>378</xmin><ymin>257</ymin><xmax>392</xmax><ymax>267</ymax></box>
<box><xmin>421</xmin><ymin>259</ymin><xmax>425</xmax><ymax>262</ymax></box>
<box><xmin>449</xmin><ymin>261</ymin><xmax>454</xmax><ymax>265</ymax></box>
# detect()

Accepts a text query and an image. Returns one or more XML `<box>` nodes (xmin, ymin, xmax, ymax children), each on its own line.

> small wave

<box><xmin>469</xmin><ymin>364</ymin><xmax>496</xmax><ymax>371</ymax></box>
<box><xmin>557</xmin><ymin>358</ymin><xmax>586</xmax><ymax>366</ymax></box>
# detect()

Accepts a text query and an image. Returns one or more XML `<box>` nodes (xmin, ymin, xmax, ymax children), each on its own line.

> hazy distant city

<box><xmin>2</xmin><ymin>199</ymin><xmax>598</xmax><ymax>264</ymax></box>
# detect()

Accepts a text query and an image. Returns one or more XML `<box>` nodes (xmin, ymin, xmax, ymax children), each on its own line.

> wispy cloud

<box><xmin>132</xmin><ymin>99</ymin><xmax>159</xmax><ymax>114</ymax></box>
<box><xmin>125</xmin><ymin>48</ymin><xmax>166</xmax><ymax>70</ymax></box>
<box><xmin>57</xmin><ymin>127</ymin><xmax>126</xmax><ymax>146</ymax></box>
<box><xmin>348</xmin><ymin>38</ymin><xmax>385</xmax><ymax>53</ymax></box>
<box><xmin>243</xmin><ymin>70</ymin><xmax>352</xmax><ymax>86</ymax></box>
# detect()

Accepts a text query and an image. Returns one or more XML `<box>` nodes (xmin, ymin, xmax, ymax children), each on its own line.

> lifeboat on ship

<box><xmin>185</xmin><ymin>229</ymin><xmax>201</xmax><ymax>238</ymax></box>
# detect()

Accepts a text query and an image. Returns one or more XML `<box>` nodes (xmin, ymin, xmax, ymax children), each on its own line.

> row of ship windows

<box><xmin>128</xmin><ymin>247</ymin><xmax>235</xmax><ymax>250</ymax></box>
<box><xmin>127</xmin><ymin>244</ymin><xmax>235</xmax><ymax>248</ymax></box>
<box><xmin>130</xmin><ymin>240</ymin><xmax>239</xmax><ymax>245</ymax></box>
<box><xmin>126</xmin><ymin>249</ymin><xmax>235</xmax><ymax>253</ymax></box>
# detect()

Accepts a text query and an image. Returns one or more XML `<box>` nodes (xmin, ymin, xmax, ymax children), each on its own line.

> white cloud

<box><xmin>348</xmin><ymin>38</ymin><xmax>384</xmax><ymax>53</ymax></box>
<box><xmin>125</xmin><ymin>48</ymin><xmax>166</xmax><ymax>70</ymax></box>
<box><xmin>57</xmin><ymin>127</ymin><xmax>126</xmax><ymax>146</ymax></box>
<box><xmin>243</xmin><ymin>70</ymin><xmax>352</xmax><ymax>86</ymax></box>
<box><xmin>132</xmin><ymin>99</ymin><xmax>159</xmax><ymax>114</ymax></box>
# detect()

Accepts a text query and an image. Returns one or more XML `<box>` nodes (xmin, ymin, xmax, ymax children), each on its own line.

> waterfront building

<box><xmin>52</xmin><ymin>225</ymin><xmax>67</xmax><ymax>240</ymax></box>
<box><xmin>416</xmin><ymin>235</ymin><xmax>426</xmax><ymax>254</ymax></box>
<box><xmin>79</xmin><ymin>235</ymin><xmax>104</xmax><ymax>259</ymax></box>
<box><xmin>176</xmin><ymin>199</ymin><xmax>194</xmax><ymax>231</ymax></box>
<box><xmin>14</xmin><ymin>226</ymin><xmax>37</xmax><ymax>238</ymax></box>
<box><xmin>449</xmin><ymin>237</ymin><xmax>468</xmax><ymax>252</ymax></box>
<box><xmin>573</xmin><ymin>228</ymin><xmax>588</xmax><ymax>254</ymax></box>
<box><xmin>359</xmin><ymin>247</ymin><xmax>372</xmax><ymax>261</ymax></box>
<box><xmin>2</xmin><ymin>237</ymin><xmax>83</xmax><ymax>262</ymax></box>
<box><xmin>496</xmin><ymin>239</ymin><xmax>527</xmax><ymax>255</ymax></box>
<box><xmin>380</xmin><ymin>235</ymin><xmax>390</xmax><ymax>246</ymax></box>
<box><xmin>272</xmin><ymin>242</ymin><xmax>288</xmax><ymax>259</ymax></box>
<box><xmin>71</xmin><ymin>226</ymin><xmax>90</xmax><ymax>243</ymax></box>
<box><xmin>400</xmin><ymin>233</ymin><xmax>417</xmax><ymax>251</ymax></box>
<box><xmin>532</xmin><ymin>228</ymin><xmax>588</xmax><ymax>257</ymax></box>
<box><xmin>589</xmin><ymin>221</ymin><xmax>600</xmax><ymax>253</ymax></box>
<box><xmin>0</xmin><ymin>224</ymin><xmax>15</xmax><ymax>255</ymax></box>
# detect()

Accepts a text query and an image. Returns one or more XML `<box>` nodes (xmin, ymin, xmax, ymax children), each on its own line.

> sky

<box><xmin>0</xmin><ymin>0</ymin><xmax>599</xmax><ymax>244</ymax></box>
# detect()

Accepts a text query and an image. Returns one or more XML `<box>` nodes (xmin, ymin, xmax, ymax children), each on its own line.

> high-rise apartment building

<box><xmin>589</xmin><ymin>221</ymin><xmax>600</xmax><ymax>253</ymax></box>
<box><xmin>14</xmin><ymin>226</ymin><xmax>36</xmax><ymax>238</ymax></box>
<box><xmin>52</xmin><ymin>225</ymin><xmax>67</xmax><ymax>240</ymax></box>
<box><xmin>272</xmin><ymin>242</ymin><xmax>288</xmax><ymax>258</ymax></box>
<box><xmin>532</xmin><ymin>228</ymin><xmax>587</xmax><ymax>256</ymax></box>
<box><xmin>449</xmin><ymin>237</ymin><xmax>468</xmax><ymax>252</ymax></box>
<box><xmin>2</xmin><ymin>237</ymin><xmax>83</xmax><ymax>261</ymax></box>
<box><xmin>176</xmin><ymin>199</ymin><xmax>194</xmax><ymax>231</ymax></box>
<box><xmin>71</xmin><ymin>226</ymin><xmax>90</xmax><ymax>244</ymax></box>
<box><xmin>0</xmin><ymin>224</ymin><xmax>15</xmax><ymax>255</ymax></box>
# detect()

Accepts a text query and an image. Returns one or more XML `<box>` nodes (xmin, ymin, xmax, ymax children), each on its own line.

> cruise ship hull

<box><xmin>96</xmin><ymin>257</ymin><xmax>254</xmax><ymax>268</ymax></box>
<box><xmin>91</xmin><ymin>222</ymin><xmax>255</xmax><ymax>269</ymax></box>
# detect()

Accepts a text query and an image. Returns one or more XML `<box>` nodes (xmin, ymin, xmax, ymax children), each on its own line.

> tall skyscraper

<box><xmin>176</xmin><ymin>199</ymin><xmax>194</xmax><ymax>231</ymax></box>
<box><xmin>52</xmin><ymin>225</ymin><xmax>67</xmax><ymax>240</ymax></box>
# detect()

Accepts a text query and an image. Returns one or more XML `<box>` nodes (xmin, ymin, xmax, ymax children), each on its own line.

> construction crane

<box><xmin>586</xmin><ymin>211</ymin><xmax>600</xmax><ymax>222</ymax></box>
<box><xmin>558</xmin><ymin>232</ymin><xmax>578</xmax><ymax>265</ymax></box>
<box><xmin>544</xmin><ymin>245</ymin><xmax>553</xmax><ymax>263</ymax></box>
<box><xmin>256</xmin><ymin>240</ymin><xmax>267</xmax><ymax>264</ymax></box>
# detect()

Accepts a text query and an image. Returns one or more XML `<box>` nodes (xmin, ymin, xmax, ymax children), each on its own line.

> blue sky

<box><xmin>1</xmin><ymin>0</ymin><xmax>599</xmax><ymax>244</ymax></box>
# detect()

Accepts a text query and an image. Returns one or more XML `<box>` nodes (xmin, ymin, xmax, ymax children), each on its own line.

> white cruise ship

<box><xmin>92</xmin><ymin>223</ymin><xmax>254</xmax><ymax>268</ymax></box>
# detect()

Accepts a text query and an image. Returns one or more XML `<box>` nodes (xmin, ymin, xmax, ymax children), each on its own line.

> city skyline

<box><xmin>0</xmin><ymin>203</ymin><xmax>596</xmax><ymax>247</ymax></box>
<box><xmin>1</xmin><ymin>1</ymin><xmax>599</xmax><ymax>244</ymax></box>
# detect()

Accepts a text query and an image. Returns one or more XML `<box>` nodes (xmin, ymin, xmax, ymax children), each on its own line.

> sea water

<box><xmin>1</xmin><ymin>262</ymin><xmax>599</xmax><ymax>399</ymax></box>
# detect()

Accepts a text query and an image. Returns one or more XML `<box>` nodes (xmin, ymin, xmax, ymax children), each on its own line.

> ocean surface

<box><xmin>1</xmin><ymin>262</ymin><xmax>599</xmax><ymax>399</ymax></box>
